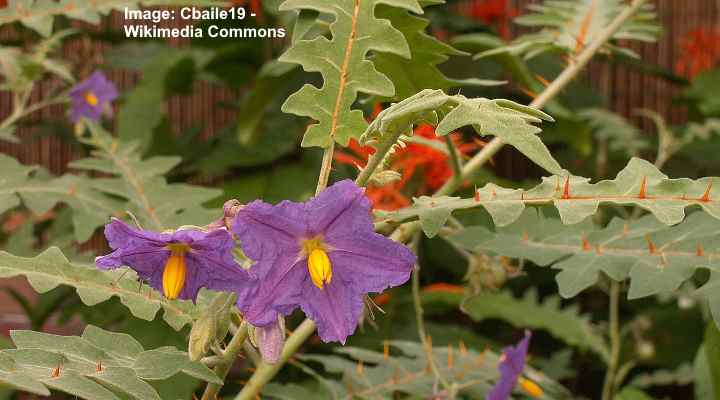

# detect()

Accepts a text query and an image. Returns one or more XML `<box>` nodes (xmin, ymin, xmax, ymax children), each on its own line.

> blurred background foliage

<box><xmin>1</xmin><ymin>0</ymin><xmax>720</xmax><ymax>399</ymax></box>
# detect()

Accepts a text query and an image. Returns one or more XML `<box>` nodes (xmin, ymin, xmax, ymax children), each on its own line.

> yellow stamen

<box><xmin>307</xmin><ymin>248</ymin><xmax>332</xmax><ymax>289</ymax></box>
<box><xmin>163</xmin><ymin>244</ymin><xmax>189</xmax><ymax>299</ymax></box>
<box><xmin>84</xmin><ymin>91</ymin><xmax>99</xmax><ymax>107</ymax></box>
<box><xmin>518</xmin><ymin>377</ymin><xmax>544</xmax><ymax>398</ymax></box>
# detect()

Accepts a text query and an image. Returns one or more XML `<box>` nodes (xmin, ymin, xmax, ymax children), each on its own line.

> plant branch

<box><xmin>315</xmin><ymin>142</ymin><xmax>336</xmax><ymax>195</ymax></box>
<box><xmin>201</xmin><ymin>321</ymin><xmax>249</xmax><ymax>400</ymax></box>
<box><xmin>410</xmin><ymin>232</ymin><xmax>451</xmax><ymax>394</ymax></box>
<box><xmin>436</xmin><ymin>0</ymin><xmax>648</xmax><ymax>197</ymax></box>
<box><xmin>445</xmin><ymin>135</ymin><xmax>463</xmax><ymax>188</ymax></box>
<box><xmin>233</xmin><ymin>319</ymin><xmax>316</xmax><ymax>400</ymax></box>
<box><xmin>601</xmin><ymin>281</ymin><xmax>621</xmax><ymax>400</ymax></box>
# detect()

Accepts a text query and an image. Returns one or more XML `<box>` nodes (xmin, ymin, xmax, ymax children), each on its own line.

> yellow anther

<box><xmin>84</xmin><ymin>91</ymin><xmax>99</xmax><ymax>106</ymax></box>
<box><xmin>307</xmin><ymin>248</ymin><xmax>332</xmax><ymax>289</ymax></box>
<box><xmin>162</xmin><ymin>244</ymin><xmax>189</xmax><ymax>299</ymax></box>
<box><xmin>519</xmin><ymin>377</ymin><xmax>544</xmax><ymax>398</ymax></box>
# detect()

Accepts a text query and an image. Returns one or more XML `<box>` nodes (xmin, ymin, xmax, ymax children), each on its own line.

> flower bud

<box><xmin>636</xmin><ymin>341</ymin><xmax>655</xmax><ymax>360</ymax></box>
<box><xmin>250</xmin><ymin>317</ymin><xmax>286</xmax><ymax>364</ymax></box>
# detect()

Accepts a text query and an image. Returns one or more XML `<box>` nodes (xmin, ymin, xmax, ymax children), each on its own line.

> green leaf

<box><xmin>279</xmin><ymin>0</ymin><xmax>421</xmax><ymax>148</ymax></box>
<box><xmin>476</xmin><ymin>0</ymin><xmax>660</xmax><ymax>60</ymax></box>
<box><xmin>703</xmin><ymin>323</ymin><xmax>720</xmax><ymax>399</ymax></box>
<box><xmin>579</xmin><ymin>108</ymin><xmax>649</xmax><ymax>156</ymax></box>
<box><xmin>361</xmin><ymin>89</ymin><xmax>560</xmax><ymax>175</ymax></box>
<box><xmin>71</xmin><ymin>122</ymin><xmax>221</xmax><ymax>231</ymax></box>
<box><xmin>629</xmin><ymin>363</ymin><xmax>693</xmax><ymax>389</ymax></box>
<box><xmin>448</xmin><ymin>208</ymin><xmax>720</xmax><ymax>328</ymax></box>
<box><xmin>460</xmin><ymin>289</ymin><xmax>608</xmax><ymax>361</ymax></box>
<box><xmin>373</xmin><ymin>2</ymin><xmax>469</xmax><ymax>101</ymax></box>
<box><xmin>0</xmin><ymin>0</ymin><xmax>219</xmax><ymax>36</ymax></box>
<box><xmin>115</xmin><ymin>46</ymin><xmax>213</xmax><ymax>153</ymax></box>
<box><xmin>0</xmin><ymin>325</ymin><xmax>218</xmax><ymax>399</ymax></box>
<box><xmin>377</xmin><ymin>157</ymin><xmax>720</xmax><ymax>235</ymax></box>
<box><xmin>0</xmin><ymin>247</ymin><xmax>201</xmax><ymax>330</ymax></box>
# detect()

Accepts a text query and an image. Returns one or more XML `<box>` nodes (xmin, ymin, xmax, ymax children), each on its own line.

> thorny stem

<box><xmin>233</xmin><ymin>319</ymin><xmax>316</xmax><ymax>400</ymax></box>
<box><xmin>601</xmin><ymin>281</ymin><xmax>621</xmax><ymax>400</ymax></box>
<box><xmin>355</xmin><ymin>129</ymin><xmax>407</xmax><ymax>187</ymax></box>
<box><xmin>229</xmin><ymin>1</ymin><xmax>649</xmax><ymax>398</ymax></box>
<box><xmin>201</xmin><ymin>321</ymin><xmax>249</xmax><ymax>400</ymax></box>
<box><xmin>437</xmin><ymin>0</ymin><xmax>649</xmax><ymax>197</ymax></box>
<box><xmin>410</xmin><ymin>233</ymin><xmax>452</xmax><ymax>394</ymax></box>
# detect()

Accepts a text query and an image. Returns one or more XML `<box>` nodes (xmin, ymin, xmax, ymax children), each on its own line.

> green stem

<box><xmin>201</xmin><ymin>322</ymin><xmax>249</xmax><ymax>400</ymax></box>
<box><xmin>355</xmin><ymin>130</ymin><xmax>408</xmax><ymax>188</ymax></box>
<box><xmin>410</xmin><ymin>233</ymin><xmax>451</xmax><ymax>394</ymax></box>
<box><xmin>233</xmin><ymin>319</ymin><xmax>317</xmax><ymax>400</ymax></box>
<box><xmin>444</xmin><ymin>135</ymin><xmax>463</xmax><ymax>188</ymax></box>
<box><xmin>601</xmin><ymin>281</ymin><xmax>621</xmax><ymax>400</ymax></box>
<box><xmin>315</xmin><ymin>142</ymin><xmax>336</xmax><ymax>195</ymax></box>
<box><xmin>437</xmin><ymin>0</ymin><xmax>648</xmax><ymax>193</ymax></box>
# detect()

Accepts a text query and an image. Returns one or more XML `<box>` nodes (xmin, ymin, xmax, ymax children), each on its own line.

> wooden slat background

<box><xmin>0</xmin><ymin>1</ymin><xmax>719</xmax><ymax>333</ymax></box>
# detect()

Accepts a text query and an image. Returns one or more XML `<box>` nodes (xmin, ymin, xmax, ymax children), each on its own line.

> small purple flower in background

<box><xmin>487</xmin><ymin>330</ymin><xmax>543</xmax><ymax>400</ymax></box>
<box><xmin>96</xmin><ymin>218</ymin><xmax>252</xmax><ymax>301</ymax></box>
<box><xmin>69</xmin><ymin>71</ymin><xmax>118</xmax><ymax>122</ymax></box>
<box><xmin>232</xmin><ymin>180</ymin><xmax>416</xmax><ymax>343</ymax></box>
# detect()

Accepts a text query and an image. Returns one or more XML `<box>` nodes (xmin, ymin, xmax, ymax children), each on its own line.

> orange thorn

<box><xmin>697</xmin><ymin>244</ymin><xmax>705</xmax><ymax>257</ymax></box>
<box><xmin>646</xmin><ymin>235</ymin><xmax>657</xmax><ymax>254</ymax></box>
<box><xmin>520</xmin><ymin>87</ymin><xmax>539</xmax><ymax>99</ymax></box>
<box><xmin>356</xmin><ymin>360</ymin><xmax>364</xmax><ymax>376</ymax></box>
<box><xmin>474</xmin><ymin>189</ymin><xmax>481</xmax><ymax>202</ymax></box>
<box><xmin>383</xmin><ymin>340</ymin><xmax>389</xmax><ymax>360</ymax></box>
<box><xmin>700</xmin><ymin>180</ymin><xmax>713</xmax><ymax>202</ymax></box>
<box><xmin>522</xmin><ymin>231</ymin><xmax>529</xmax><ymax>242</ymax></box>
<box><xmin>447</xmin><ymin>344</ymin><xmax>454</xmax><ymax>369</ymax></box>
<box><xmin>96</xmin><ymin>360</ymin><xmax>103</xmax><ymax>373</ymax></box>
<box><xmin>491</xmin><ymin>188</ymin><xmax>497</xmax><ymax>200</ymax></box>
<box><xmin>638</xmin><ymin>176</ymin><xmax>648</xmax><ymax>199</ymax></box>
<box><xmin>51</xmin><ymin>365</ymin><xmax>61</xmax><ymax>378</ymax></box>
<box><xmin>554</xmin><ymin>177</ymin><xmax>561</xmax><ymax>193</ymax></box>
<box><xmin>561</xmin><ymin>176</ymin><xmax>571</xmax><ymax>199</ymax></box>
<box><xmin>534</xmin><ymin>74</ymin><xmax>551</xmax><ymax>87</ymax></box>
<box><xmin>521</xmin><ymin>192</ymin><xmax>525</xmax><ymax>200</ymax></box>
<box><xmin>459</xmin><ymin>341</ymin><xmax>467</xmax><ymax>357</ymax></box>
<box><xmin>623</xmin><ymin>223</ymin><xmax>629</xmax><ymax>237</ymax></box>
<box><xmin>581</xmin><ymin>235</ymin><xmax>591</xmax><ymax>251</ymax></box>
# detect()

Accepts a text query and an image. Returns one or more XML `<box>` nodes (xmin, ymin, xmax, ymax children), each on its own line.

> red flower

<box><xmin>458</xmin><ymin>0</ymin><xmax>518</xmax><ymax>40</ymax></box>
<box><xmin>335</xmin><ymin>123</ymin><xmax>479</xmax><ymax>211</ymax></box>
<box><xmin>676</xmin><ymin>27</ymin><xmax>720</xmax><ymax>78</ymax></box>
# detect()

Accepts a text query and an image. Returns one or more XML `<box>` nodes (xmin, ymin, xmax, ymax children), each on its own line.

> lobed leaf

<box><xmin>279</xmin><ymin>0</ymin><xmax>421</xmax><ymax>148</ymax></box>
<box><xmin>0</xmin><ymin>325</ymin><xmax>220</xmax><ymax>399</ymax></box>
<box><xmin>0</xmin><ymin>247</ymin><xmax>202</xmax><ymax>330</ymax></box>
<box><xmin>460</xmin><ymin>289</ymin><xmax>609</xmax><ymax>361</ymax></box>
<box><xmin>447</xmin><ymin>208</ymin><xmax>720</xmax><ymax>329</ymax></box>
<box><xmin>0</xmin><ymin>0</ymin><xmax>220</xmax><ymax>36</ymax></box>
<box><xmin>361</xmin><ymin>89</ymin><xmax>560</xmax><ymax>176</ymax></box>
<box><xmin>476</xmin><ymin>0</ymin><xmax>660</xmax><ymax>60</ymax></box>
<box><xmin>377</xmin><ymin>157</ymin><xmax>720</xmax><ymax>236</ymax></box>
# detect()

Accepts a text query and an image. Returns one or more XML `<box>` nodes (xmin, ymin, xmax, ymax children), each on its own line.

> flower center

<box><xmin>518</xmin><ymin>377</ymin><xmax>543</xmax><ymax>398</ymax></box>
<box><xmin>162</xmin><ymin>243</ymin><xmax>190</xmax><ymax>299</ymax></box>
<box><xmin>302</xmin><ymin>237</ymin><xmax>332</xmax><ymax>290</ymax></box>
<box><xmin>84</xmin><ymin>91</ymin><xmax>99</xmax><ymax>106</ymax></box>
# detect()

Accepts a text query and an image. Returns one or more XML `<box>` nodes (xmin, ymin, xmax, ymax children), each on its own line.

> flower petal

<box><xmin>299</xmin><ymin>275</ymin><xmax>364</xmax><ymax>344</ymax></box>
<box><xmin>487</xmin><ymin>330</ymin><xmax>531</xmax><ymax>400</ymax></box>
<box><xmin>103</xmin><ymin>218</ymin><xmax>170</xmax><ymax>249</ymax></box>
<box><xmin>307</xmin><ymin>179</ymin><xmax>374</xmax><ymax>236</ymax></box>
<box><xmin>326</xmin><ymin>232</ymin><xmax>415</xmax><ymax>293</ymax></box>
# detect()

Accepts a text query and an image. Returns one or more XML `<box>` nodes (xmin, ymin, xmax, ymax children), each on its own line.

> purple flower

<box><xmin>232</xmin><ymin>180</ymin><xmax>416</xmax><ymax>343</ymax></box>
<box><xmin>69</xmin><ymin>71</ymin><xmax>118</xmax><ymax>122</ymax></box>
<box><xmin>96</xmin><ymin>218</ymin><xmax>251</xmax><ymax>302</ymax></box>
<box><xmin>487</xmin><ymin>330</ymin><xmax>539</xmax><ymax>400</ymax></box>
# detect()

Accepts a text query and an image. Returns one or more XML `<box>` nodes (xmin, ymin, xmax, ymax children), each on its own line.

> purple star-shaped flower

<box><xmin>487</xmin><ymin>330</ymin><xmax>532</xmax><ymax>400</ymax></box>
<box><xmin>232</xmin><ymin>180</ymin><xmax>416</xmax><ymax>343</ymax></box>
<box><xmin>69</xmin><ymin>71</ymin><xmax>118</xmax><ymax>122</ymax></box>
<box><xmin>96</xmin><ymin>218</ymin><xmax>252</xmax><ymax>302</ymax></box>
